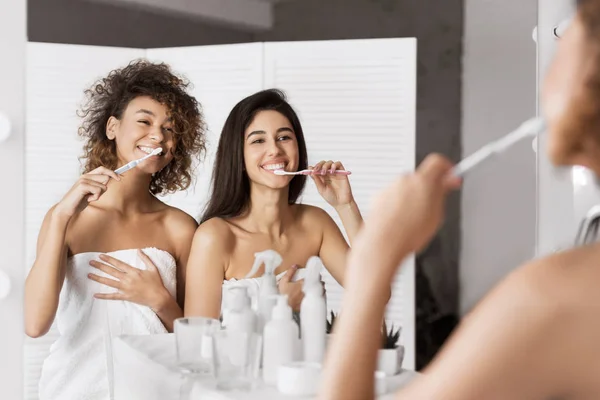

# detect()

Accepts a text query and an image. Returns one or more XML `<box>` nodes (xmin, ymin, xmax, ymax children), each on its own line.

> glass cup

<box><xmin>211</xmin><ymin>330</ymin><xmax>262</xmax><ymax>391</ymax></box>
<box><xmin>174</xmin><ymin>317</ymin><xmax>221</xmax><ymax>375</ymax></box>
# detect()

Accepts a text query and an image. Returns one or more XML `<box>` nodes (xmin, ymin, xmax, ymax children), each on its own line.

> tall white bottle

<box><xmin>223</xmin><ymin>286</ymin><xmax>257</xmax><ymax>367</ymax></box>
<box><xmin>245</xmin><ymin>250</ymin><xmax>283</xmax><ymax>333</ymax></box>
<box><xmin>300</xmin><ymin>256</ymin><xmax>327</xmax><ymax>363</ymax></box>
<box><xmin>262</xmin><ymin>295</ymin><xmax>299</xmax><ymax>385</ymax></box>
<box><xmin>225</xmin><ymin>286</ymin><xmax>256</xmax><ymax>334</ymax></box>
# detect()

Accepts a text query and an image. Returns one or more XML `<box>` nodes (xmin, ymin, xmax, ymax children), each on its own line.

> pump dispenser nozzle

<box><xmin>245</xmin><ymin>249</ymin><xmax>283</xmax><ymax>279</ymax></box>
<box><xmin>249</xmin><ymin>250</ymin><xmax>284</xmax><ymax>334</ymax></box>
<box><xmin>271</xmin><ymin>294</ymin><xmax>292</xmax><ymax>320</ymax></box>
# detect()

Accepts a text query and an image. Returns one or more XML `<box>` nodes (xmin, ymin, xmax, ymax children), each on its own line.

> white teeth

<box><xmin>139</xmin><ymin>146</ymin><xmax>159</xmax><ymax>155</ymax></box>
<box><xmin>262</xmin><ymin>163</ymin><xmax>286</xmax><ymax>171</ymax></box>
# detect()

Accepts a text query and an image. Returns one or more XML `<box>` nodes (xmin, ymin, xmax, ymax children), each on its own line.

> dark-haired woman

<box><xmin>25</xmin><ymin>60</ymin><xmax>206</xmax><ymax>400</ymax></box>
<box><xmin>185</xmin><ymin>89</ymin><xmax>363</xmax><ymax>318</ymax></box>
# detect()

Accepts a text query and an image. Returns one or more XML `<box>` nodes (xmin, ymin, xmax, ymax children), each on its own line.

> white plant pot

<box><xmin>377</xmin><ymin>345</ymin><xmax>405</xmax><ymax>376</ymax></box>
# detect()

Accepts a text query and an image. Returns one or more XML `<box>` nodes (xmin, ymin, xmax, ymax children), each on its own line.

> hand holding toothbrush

<box><xmin>309</xmin><ymin>160</ymin><xmax>355</xmax><ymax>208</ymax></box>
<box><xmin>351</xmin><ymin>154</ymin><xmax>461</xmax><ymax>279</ymax></box>
<box><xmin>53</xmin><ymin>166</ymin><xmax>121</xmax><ymax>219</ymax></box>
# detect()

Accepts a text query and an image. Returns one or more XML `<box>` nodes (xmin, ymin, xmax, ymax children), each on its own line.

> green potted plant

<box><xmin>325</xmin><ymin>311</ymin><xmax>337</xmax><ymax>348</ymax></box>
<box><xmin>377</xmin><ymin>320</ymin><xmax>404</xmax><ymax>376</ymax></box>
<box><xmin>326</xmin><ymin>310</ymin><xmax>337</xmax><ymax>334</ymax></box>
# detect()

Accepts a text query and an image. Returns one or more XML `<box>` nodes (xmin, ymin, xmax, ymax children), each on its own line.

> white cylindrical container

<box><xmin>300</xmin><ymin>287</ymin><xmax>327</xmax><ymax>362</ymax></box>
<box><xmin>226</xmin><ymin>286</ymin><xmax>256</xmax><ymax>334</ymax></box>
<box><xmin>277</xmin><ymin>361</ymin><xmax>322</xmax><ymax>396</ymax></box>
<box><xmin>262</xmin><ymin>295</ymin><xmax>299</xmax><ymax>385</ymax></box>
<box><xmin>257</xmin><ymin>281</ymin><xmax>278</xmax><ymax>334</ymax></box>
<box><xmin>300</xmin><ymin>256</ymin><xmax>327</xmax><ymax>363</ymax></box>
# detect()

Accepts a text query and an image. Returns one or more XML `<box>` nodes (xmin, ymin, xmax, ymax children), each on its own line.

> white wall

<box><xmin>536</xmin><ymin>0</ymin><xmax>577</xmax><ymax>255</ymax></box>
<box><xmin>0</xmin><ymin>0</ymin><xmax>26</xmax><ymax>397</ymax></box>
<box><xmin>460</xmin><ymin>0</ymin><xmax>538</xmax><ymax>314</ymax></box>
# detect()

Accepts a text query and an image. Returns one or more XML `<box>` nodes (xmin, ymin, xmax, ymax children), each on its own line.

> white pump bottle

<box><xmin>300</xmin><ymin>256</ymin><xmax>327</xmax><ymax>363</ymax></box>
<box><xmin>245</xmin><ymin>250</ymin><xmax>283</xmax><ymax>333</ymax></box>
<box><xmin>224</xmin><ymin>286</ymin><xmax>256</xmax><ymax>334</ymax></box>
<box><xmin>262</xmin><ymin>294</ymin><xmax>299</xmax><ymax>385</ymax></box>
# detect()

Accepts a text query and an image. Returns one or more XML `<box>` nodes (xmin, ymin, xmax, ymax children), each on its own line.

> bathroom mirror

<box><xmin>22</xmin><ymin>0</ymin><xmax>463</xmax><ymax>397</ymax></box>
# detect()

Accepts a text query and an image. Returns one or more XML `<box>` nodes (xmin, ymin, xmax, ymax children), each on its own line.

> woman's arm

<box><xmin>170</xmin><ymin>210</ymin><xmax>198</xmax><ymax>309</ymax></box>
<box><xmin>319</xmin><ymin>221</ymin><xmax>412</xmax><ymax>399</ymax></box>
<box><xmin>314</xmin><ymin>208</ymin><xmax>351</xmax><ymax>286</ymax></box>
<box><xmin>24</xmin><ymin>206</ymin><xmax>70</xmax><ymax>338</ymax></box>
<box><xmin>184</xmin><ymin>218</ymin><xmax>231</xmax><ymax>319</ymax></box>
<box><xmin>320</xmin><ymin>154</ymin><xmax>591</xmax><ymax>400</ymax></box>
<box><xmin>333</xmin><ymin>200</ymin><xmax>362</xmax><ymax>246</ymax></box>
<box><xmin>319</xmin><ymin>154</ymin><xmax>463</xmax><ymax>399</ymax></box>
<box><xmin>152</xmin><ymin>210</ymin><xmax>198</xmax><ymax>331</ymax></box>
<box><xmin>25</xmin><ymin>166</ymin><xmax>118</xmax><ymax>338</ymax></box>
<box><xmin>310</xmin><ymin>160</ymin><xmax>363</xmax><ymax>246</ymax></box>
<box><xmin>321</xmin><ymin>245</ymin><xmax>570</xmax><ymax>400</ymax></box>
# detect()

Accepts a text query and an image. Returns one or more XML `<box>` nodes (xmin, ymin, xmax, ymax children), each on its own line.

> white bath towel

<box><xmin>38</xmin><ymin>247</ymin><xmax>177</xmax><ymax>400</ymax></box>
<box><xmin>221</xmin><ymin>268</ymin><xmax>309</xmax><ymax>324</ymax></box>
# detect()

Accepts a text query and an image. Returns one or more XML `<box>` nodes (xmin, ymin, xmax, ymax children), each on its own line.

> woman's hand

<box><xmin>355</xmin><ymin>154</ymin><xmax>461</xmax><ymax>273</ymax></box>
<box><xmin>53</xmin><ymin>166</ymin><xmax>120</xmax><ymax>219</ymax></box>
<box><xmin>88</xmin><ymin>249</ymin><xmax>170</xmax><ymax>312</ymax></box>
<box><xmin>310</xmin><ymin>160</ymin><xmax>354</xmax><ymax>208</ymax></box>
<box><xmin>278</xmin><ymin>265</ymin><xmax>327</xmax><ymax>312</ymax></box>
<box><xmin>278</xmin><ymin>265</ymin><xmax>305</xmax><ymax>312</ymax></box>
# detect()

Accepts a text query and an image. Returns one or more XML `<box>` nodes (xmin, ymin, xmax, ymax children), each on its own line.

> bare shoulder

<box><xmin>193</xmin><ymin>217</ymin><xmax>236</xmax><ymax>251</ymax></box>
<box><xmin>495</xmin><ymin>244</ymin><xmax>600</xmax><ymax>353</ymax></box>
<box><xmin>162</xmin><ymin>205</ymin><xmax>198</xmax><ymax>238</ymax></box>
<box><xmin>293</xmin><ymin>204</ymin><xmax>335</xmax><ymax>225</ymax></box>
<box><xmin>524</xmin><ymin>244</ymin><xmax>600</xmax><ymax>307</ymax></box>
<box><xmin>406</xmin><ymin>247</ymin><xmax>600</xmax><ymax>400</ymax></box>
<box><xmin>161</xmin><ymin>206</ymin><xmax>198</xmax><ymax>261</ymax></box>
<box><xmin>59</xmin><ymin>204</ymin><xmax>104</xmax><ymax>250</ymax></box>
<box><xmin>514</xmin><ymin>245</ymin><xmax>600</xmax><ymax>386</ymax></box>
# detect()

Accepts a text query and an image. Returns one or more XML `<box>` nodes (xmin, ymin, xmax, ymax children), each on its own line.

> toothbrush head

<box><xmin>150</xmin><ymin>147</ymin><xmax>163</xmax><ymax>157</ymax></box>
<box><xmin>273</xmin><ymin>169</ymin><xmax>288</xmax><ymax>175</ymax></box>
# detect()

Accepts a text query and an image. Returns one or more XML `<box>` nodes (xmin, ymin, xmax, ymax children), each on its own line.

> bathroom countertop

<box><xmin>112</xmin><ymin>333</ymin><xmax>418</xmax><ymax>400</ymax></box>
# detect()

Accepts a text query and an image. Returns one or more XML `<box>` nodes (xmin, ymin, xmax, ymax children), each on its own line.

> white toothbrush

<box><xmin>452</xmin><ymin>116</ymin><xmax>545</xmax><ymax>177</ymax></box>
<box><xmin>273</xmin><ymin>169</ymin><xmax>352</xmax><ymax>176</ymax></box>
<box><xmin>114</xmin><ymin>147</ymin><xmax>162</xmax><ymax>175</ymax></box>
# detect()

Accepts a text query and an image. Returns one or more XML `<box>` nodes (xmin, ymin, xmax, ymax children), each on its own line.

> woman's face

<box><xmin>243</xmin><ymin>110</ymin><xmax>300</xmax><ymax>190</ymax></box>
<box><xmin>542</xmin><ymin>15</ymin><xmax>600</xmax><ymax>172</ymax></box>
<box><xmin>106</xmin><ymin>96</ymin><xmax>175</xmax><ymax>175</ymax></box>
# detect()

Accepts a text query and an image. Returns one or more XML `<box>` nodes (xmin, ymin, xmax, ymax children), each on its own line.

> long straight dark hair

<box><xmin>200</xmin><ymin>89</ymin><xmax>308</xmax><ymax>224</ymax></box>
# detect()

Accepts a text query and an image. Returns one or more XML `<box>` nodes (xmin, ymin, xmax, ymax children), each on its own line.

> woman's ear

<box><xmin>106</xmin><ymin>116</ymin><xmax>118</xmax><ymax>140</ymax></box>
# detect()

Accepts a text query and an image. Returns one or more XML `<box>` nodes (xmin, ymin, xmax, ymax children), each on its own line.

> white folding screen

<box><xmin>25</xmin><ymin>38</ymin><xmax>417</xmax><ymax>397</ymax></box>
<box><xmin>147</xmin><ymin>43</ymin><xmax>265</xmax><ymax>219</ymax></box>
<box><xmin>263</xmin><ymin>39</ymin><xmax>416</xmax><ymax>368</ymax></box>
<box><xmin>25</xmin><ymin>43</ymin><xmax>145</xmax><ymax>399</ymax></box>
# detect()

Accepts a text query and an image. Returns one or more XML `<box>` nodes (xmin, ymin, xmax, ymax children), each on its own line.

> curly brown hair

<box><xmin>77</xmin><ymin>59</ymin><xmax>206</xmax><ymax>195</ymax></box>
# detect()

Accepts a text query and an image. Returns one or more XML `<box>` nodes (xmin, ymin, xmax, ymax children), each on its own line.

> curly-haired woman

<box><xmin>24</xmin><ymin>60</ymin><xmax>206</xmax><ymax>400</ymax></box>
